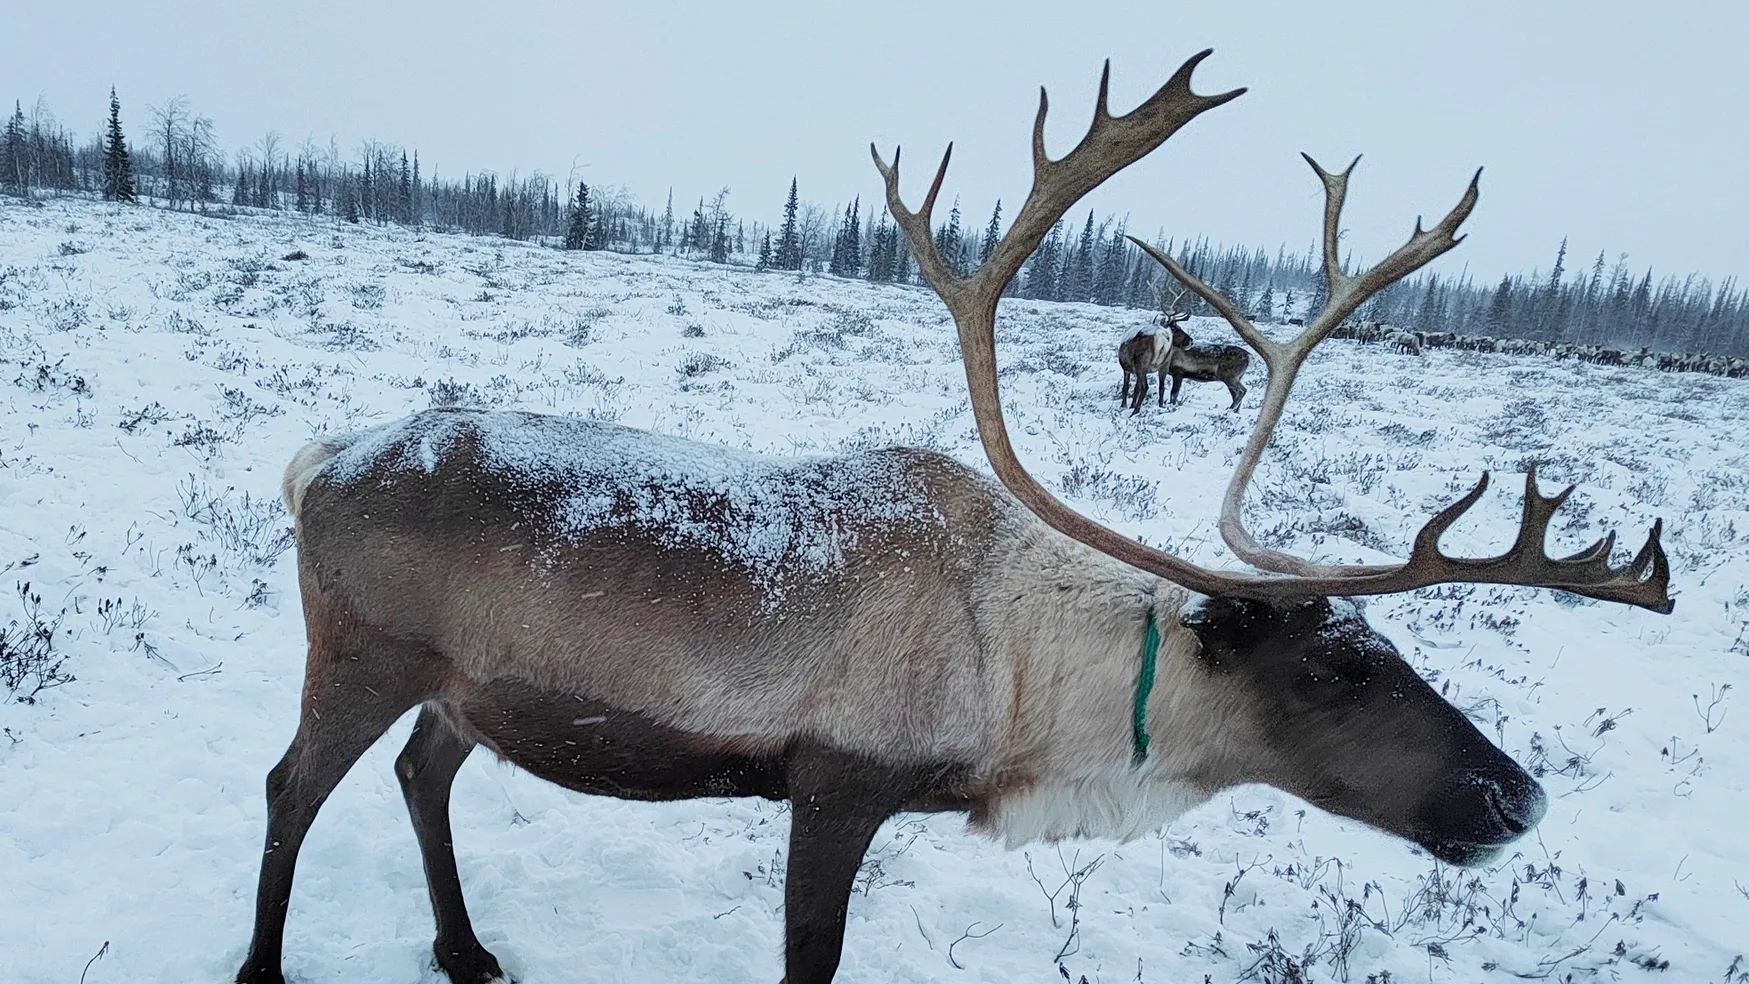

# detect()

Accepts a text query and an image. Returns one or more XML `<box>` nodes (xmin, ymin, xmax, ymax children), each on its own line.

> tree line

<box><xmin>4</xmin><ymin>88</ymin><xmax>1745</xmax><ymax>358</ymax></box>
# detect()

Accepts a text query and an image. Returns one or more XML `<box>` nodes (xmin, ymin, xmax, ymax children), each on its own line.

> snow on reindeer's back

<box><xmin>323</xmin><ymin>408</ymin><xmax>948</xmax><ymax>598</ymax></box>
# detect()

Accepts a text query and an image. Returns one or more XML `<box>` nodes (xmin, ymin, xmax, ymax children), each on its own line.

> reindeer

<box><xmin>1160</xmin><ymin>321</ymin><xmax>1252</xmax><ymax>410</ymax></box>
<box><xmin>1117</xmin><ymin>282</ymin><xmax>1190</xmax><ymax>414</ymax></box>
<box><xmin>236</xmin><ymin>53</ymin><xmax>1673</xmax><ymax>984</ymax></box>
<box><xmin>1387</xmin><ymin>328</ymin><xmax>1423</xmax><ymax>355</ymax></box>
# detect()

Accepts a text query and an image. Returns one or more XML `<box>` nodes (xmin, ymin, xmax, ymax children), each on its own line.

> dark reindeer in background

<box><xmin>1160</xmin><ymin>321</ymin><xmax>1252</xmax><ymax>410</ymax></box>
<box><xmin>236</xmin><ymin>52</ymin><xmax>1674</xmax><ymax>984</ymax></box>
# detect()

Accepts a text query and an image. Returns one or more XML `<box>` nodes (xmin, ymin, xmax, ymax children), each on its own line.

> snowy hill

<box><xmin>2</xmin><ymin>195</ymin><xmax>1745</xmax><ymax>983</ymax></box>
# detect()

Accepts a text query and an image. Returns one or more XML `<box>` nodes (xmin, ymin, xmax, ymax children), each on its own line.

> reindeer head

<box><xmin>872</xmin><ymin>52</ymin><xmax>1669</xmax><ymax>864</ymax></box>
<box><xmin>1149</xmin><ymin>278</ymin><xmax>1193</xmax><ymax>331</ymax></box>
<box><xmin>1180</xmin><ymin>595</ymin><xmax>1544</xmax><ymax>864</ymax></box>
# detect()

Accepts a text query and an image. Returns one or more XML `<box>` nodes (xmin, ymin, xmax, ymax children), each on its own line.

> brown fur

<box><xmin>1165</xmin><ymin>324</ymin><xmax>1251</xmax><ymax>411</ymax></box>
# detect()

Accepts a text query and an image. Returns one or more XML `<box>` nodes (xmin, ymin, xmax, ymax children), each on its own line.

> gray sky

<box><xmin>5</xmin><ymin>0</ymin><xmax>1744</xmax><ymax>285</ymax></box>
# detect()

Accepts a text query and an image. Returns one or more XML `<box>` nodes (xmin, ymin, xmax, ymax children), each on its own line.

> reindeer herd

<box><xmin>1119</xmin><ymin>307</ymin><xmax>1748</xmax><ymax>417</ymax></box>
<box><xmin>1335</xmin><ymin>320</ymin><xmax>1749</xmax><ymax>376</ymax></box>
<box><xmin>235</xmin><ymin>52</ymin><xmax>1677</xmax><ymax>984</ymax></box>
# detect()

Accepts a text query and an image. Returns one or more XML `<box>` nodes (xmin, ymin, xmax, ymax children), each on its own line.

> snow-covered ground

<box><xmin>2</xmin><ymin>195</ymin><xmax>1745</xmax><ymax>984</ymax></box>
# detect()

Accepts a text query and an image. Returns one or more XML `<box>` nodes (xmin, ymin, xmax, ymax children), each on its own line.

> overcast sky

<box><xmin>4</xmin><ymin>0</ymin><xmax>1744</xmax><ymax>285</ymax></box>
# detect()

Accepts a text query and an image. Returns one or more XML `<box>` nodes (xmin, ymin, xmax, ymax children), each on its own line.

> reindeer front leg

<box><xmin>781</xmin><ymin>746</ymin><xmax>916</xmax><ymax>984</ymax></box>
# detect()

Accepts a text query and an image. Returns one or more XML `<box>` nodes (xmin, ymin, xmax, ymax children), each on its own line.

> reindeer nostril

<box><xmin>1489</xmin><ymin>789</ymin><xmax>1527</xmax><ymax>834</ymax></box>
<box><xmin>1486</xmin><ymin>776</ymin><xmax>1547</xmax><ymax>836</ymax></box>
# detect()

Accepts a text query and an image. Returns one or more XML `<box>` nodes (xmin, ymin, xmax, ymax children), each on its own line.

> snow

<box><xmin>2</xmin><ymin>195</ymin><xmax>1746</xmax><ymax>983</ymax></box>
<box><xmin>319</xmin><ymin>409</ymin><xmax>944</xmax><ymax>608</ymax></box>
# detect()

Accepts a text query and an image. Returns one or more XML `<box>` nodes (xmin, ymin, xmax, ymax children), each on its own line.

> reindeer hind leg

<box><xmin>396</xmin><ymin>706</ymin><xmax>503</xmax><ymax>984</ymax></box>
<box><xmin>236</xmin><ymin>624</ymin><xmax>441</xmax><ymax>984</ymax></box>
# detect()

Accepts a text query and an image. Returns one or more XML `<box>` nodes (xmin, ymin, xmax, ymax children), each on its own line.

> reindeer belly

<box><xmin>445</xmin><ymin>679</ymin><xmax>790</xmax><ymax>801</ymax></box>
<box><xmin>1172</xmin><ymin>366</ymin><xmax>1226</xmax><ymax>382</ymax></box>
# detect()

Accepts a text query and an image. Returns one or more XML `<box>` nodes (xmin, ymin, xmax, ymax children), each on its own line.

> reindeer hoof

<box><xmin>435</xmin><ymin>938</ymin><xmax>507</xmax><ymax>984</ymax></box>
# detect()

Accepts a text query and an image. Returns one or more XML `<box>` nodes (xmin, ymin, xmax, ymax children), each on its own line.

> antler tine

<box><xmin>1305</xmin><ymin>153</ymin><xmax>1363</xmax><ymax>305</ymax></box>
<box><xmin>1372</xmin><ymin>468</ymin><xmax>1674</xmax><ymax>613</ymax></box>
<box><xmin>877</xmin><ymin>52</ymin><xmax>1245</xmax><ymax>319</ymax></box>
<box><xmin>981</xmin><ymin>52</ymin><xmax>1247</xmax><ymax>299</ymax></box>
<box><xmin>871</xmin><ymin>141</ymin><xmax>959</xmax><ymax>305</ymax></box>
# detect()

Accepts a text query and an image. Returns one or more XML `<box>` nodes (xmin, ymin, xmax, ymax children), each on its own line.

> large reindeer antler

<box><xmin>874</xmin><ymin>53</ymin><xmax>1673</xmax><ymax>614</ymax></box>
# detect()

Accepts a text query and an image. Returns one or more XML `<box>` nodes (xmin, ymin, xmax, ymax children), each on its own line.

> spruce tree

<box><xmin>659</xmin><ymin>188</ymin><xmax>674</xmax><ymax>253</ymax></box>
<box><xmin>1093</xmin><ymin>219</ymin><xmax>1126</xmax><ymax>305</ymax></box>
<box><xmin>1025</xmin><ymin>223</ymin><xmax>1062</xmax><ymax>299</ymax></box>
<box><xmin>102</xmin><ymin>88</ymin><xmax>136</xmax><ymax>202</ymax></box>
<box><xmin>1416</xmin><ymin>274</ymin><xmax>1444</xmax><ymax>332</ymax></box>
<box><xmin>1067</xmin><ymin>211</ymin><xmax>1097</xmax><ymax>301</ymax></box>
<box><xmin>933</xmin><ymin>197</ymin><xmax>963</xmax><ymax>275</ymax></box>
<box><xmin>775</xmin><ymin>177</ymin><xmax>801</xmax><ymax>270</ymax></box>
<box><xmin>842</xmin><ymin>197</ymin><xmax>861</xmax><ymax>276</ymax></box>
<box><xmin>1305</xmin><ymin>268</ymin><xmax>1330</xmax><ymax>322</ymax></box>
<box><xmin>585</xmin><ymin>186</ymin><xmax>609</xmax><ymax>250</ymax></box>
<box><xmin>1485</xmin><ymin>274</ymin><xmax>1514</xmax><ymax>332</ymax></box>
<box><xmin>398</xmin><ymin>152</ymin><xmax>412</xmax><ymax>224</ymax></box>
<box><xmin>980</xmin><ymin>200</ymin><xmax>1002</xmax><ymax>265</ymax></box>
<box><xmin>829</xmin><ymin>206</ymin><xmax>847</xmax><ymax>276</ymax></box>
<box><xmin>689</xmin><ymin>199</ymin><xmax>709</xmax><ymax>258</ymax></box>
<box><xmin>361</xmin><ymin>157</ymin><xmax>373</xmax><ymax>222</ymax></box>
<box><xmin>564</xmin><ymin>182</ymin><xmax>590</xmax><ymax>250</ymax></box>
<box><xmin>710</xmin><ymin>214</ymin><xmax>729</xmax><ymax>263</ymax></box>
<box><xmin>756</xmin><ymin>231</ymin><xmax>772</xmax><ymax>271</ymax></box>
<box><xmin>1</xmin><ymin>102</ymin><xmax>26</xmax><ymax>197</ymax></box>
<box><xmin>866</xmin><ymin>214</ymin><xmax>896</xmax><ymax>283</ymax></box>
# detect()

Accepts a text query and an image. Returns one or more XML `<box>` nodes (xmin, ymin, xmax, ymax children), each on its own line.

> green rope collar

<box><xmin>1132</xmin><ymin>604</ymin><xmax>1161</xmax><ymax>766</ymax></box>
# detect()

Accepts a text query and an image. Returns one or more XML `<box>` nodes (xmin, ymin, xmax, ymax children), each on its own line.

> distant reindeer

<box><xmin>1117</xmin><ymin>283</ymin><xmax>1190</xmax><ymax>414</ymax></box>
<box><xmin>1387</xmin><ymin>328</ymin><xmax>1423</xmax><ymax>356</ymax></box>
<box><xmin>1160</xmin><ymin>322</ymin><xmax>1252</xmax><ymax>411</ymax></box>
